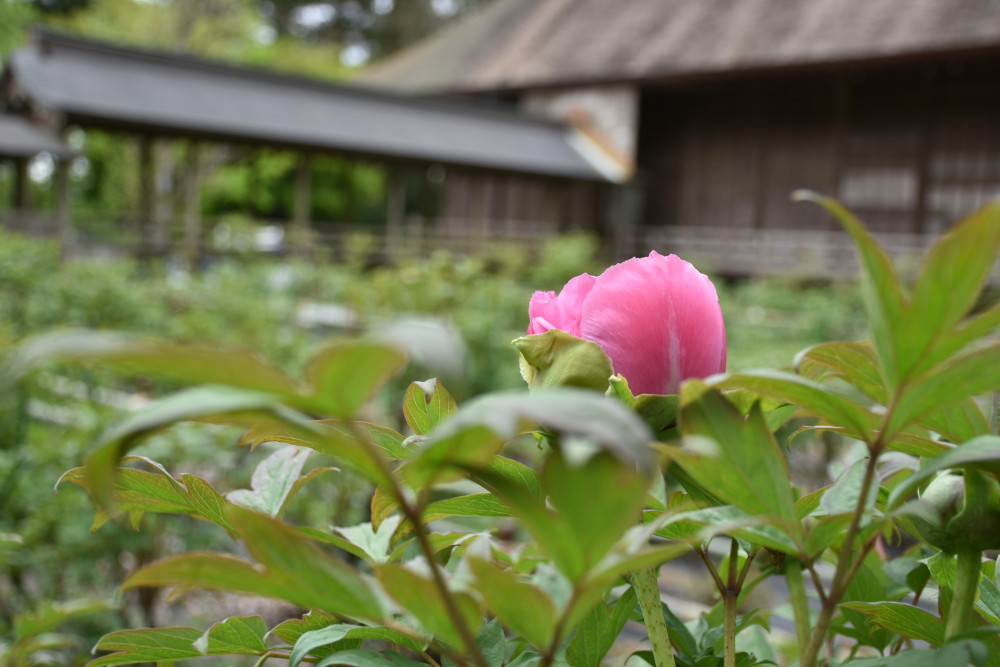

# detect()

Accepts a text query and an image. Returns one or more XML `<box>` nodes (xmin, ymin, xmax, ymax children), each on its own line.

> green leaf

<box><xmin>567</xmin><ymin>588</ymin><xmax>637</xmax><ymax>667</ymax></box>
<box><xmin>180</xmin><ymin>473</ymin><xmax>236</xmax><ymax>530</ymax></box>
<box><xmin>821</xmin><ymin>458</ymin><xmax>878</xmax><ymax>517</ymax></box>
<box><xmin>710</xmin><ymin>370</ymin><xmax>877</xmax><ymax>441</ymax></box>
<box><xmin>334</xmin><ymin>515</ymin><xmax>403</xmax><ymax>565</ymax></box>
<box><xmin>124</xmin><ymin>508</ymin><xmax>383</xmax><ymax>621</ymax></box>
<box><xmin>243</xmin><ymin>420</ymin><xmax>401</xmax><ymax>486</ymax></box>
<box><xmin>889</xmin><ymin>344</ymin><xmax>1000</xmax><ymax>437</ymax></box>
<box><xmin>84</xmin><ymin>385</ymin><xmax>313</xmax><ymax>508</ymax></box>
<box><xmin>654</xmin><ymin>506</ymin><xmax>800</xmax><ymax>554</ymax></box>
<box><xmin>2</xmin><ymin>330</ymin><xmax>299</xmax><ymax>396</ymax></box>
<box><xmin>14</xmin><ymin>598</ymin><xmax>114</xmax><ymax>641</ymax></box>
<box><xmin>794</xmin><ymin>341</ymin><xmax>887</xmax><ymax>404</ymax></box>
<box><xmin>87</xmin><ymin>627</ymin><xmax>207</xmax><ymax>666</ymax></box>
<box><xmin>87</xmin><ymin>620</ymin><xmax>267</xmax><ymax>666</ymax></box>
<box><xmin>402</xmin><ymin>388</ymin><xmax>654</xmax><ymax>489</ymax></box>
<box><xmin>315</xmin><ymin>649</ymin><xmax>429</xmax><ymax>667</ymax></box>
<box><xmin>469</xmin><ymin>557</ymin><xmax>558</xmax><ymax>650</ymax></box>
<box><xmin>888</xmin><ymin>436</ymin><xmax>1000</xmax><ymax>509</ymax></box>
<box><xmin>544</xmin><ymin>450</ymin><xmax>651</xmax><ymax>575</ymax></box>
<box><xmin>793</xmin><ymin>190</ymin><xmax>907</xmax><ymax>390</ymax></box>
<box><xmin>514</xmin><ymin>330</ymin><xmax>613</xmax><ymax>392</ymax></box>
<box><xmin>840</xmin><ymin>602</ymin><xmax>945</xmax><ymax>646</ymax></box>
<box><xmin>304</xmin><ymin>340</ymin><xmax>407</xmax><ymax>417</ymax></box>
<box><xmin>290</xmin><ymin>624</ymin><xmax>426</xmax><ymax>666</ymax></box>
<box><xmin>192</xmin><ymin>616</ymin><xmax>268</xmax><ymax>656</ymax></box>
<box><xmin>675</xmin><ymin>383</ymin><xmax>798</xmax><ymax>525</ymax></box>
<box><xmin>403</xmin><ymin>379</ymin><xmax>458</xmax><ymax>436</ymax></box>
<box><xmin>376</xmin><ymin>563</ymin><xmax>480</xmax><ymax>648</ymax></box>
<box><xmin>421</xmin><ymin>494</ymin><xmax>513</xmax><ymax>522</ymax></box>
<box><xmin>227</xmin><ymin>445</ymin><xmax>311</xmax><ymax>517</ymax></box>
<box><xmin>476</xmin><ymin>618</ymin><xmax>507</xmax><ymax>667</ymax></box>
<box><xmin>57</xmin><ymin>458</ymin><xmax>237</xmax><ymax>534</ymax></box>
<box><xmin>804</xmin><ymin>514</ymin><xmax>853</xmax><ymax>558</ymax></box>
<box><xmin>907</xmin><ymin>202</ymin><xmax>1000</xmax><ymax>379</ymax></box>
<box><xmin>468</xmin><ymin>466</ymin><xmax>584</xmax><ymax>580</ymax></box>
<box><xmin>918</xmin><ymin>398</ymin><xmax>991</xmax><ymax>444</ymax></box>
<box><xmin>269</xmin><ymin>609</ymin><xmax>340</xmax><ymax>648</ymax></box>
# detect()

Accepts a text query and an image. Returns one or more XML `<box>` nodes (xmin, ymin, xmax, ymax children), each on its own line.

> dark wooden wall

<box><xmin>637</xmin><ymin>53</ymin><xmax>1000</xmax><ymax>234</ymax></box>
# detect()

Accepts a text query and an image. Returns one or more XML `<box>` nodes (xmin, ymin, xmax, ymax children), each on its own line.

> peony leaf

<box><xmin>376</xmin><ymin>563</ymin><xmax>480</xmax><ymax>649</ymax></box>
<box><xmin>677</xmin><ymin>382</ymin><xmax>798</xmax><ymax>526</ymax></box>
<box><xmin>793</xmin><ymin>190</ymin><xmax>907</xmax><ymax>390</ymax></box>
<box><xmin>840</xmin><ymin>602</ymin><xmax>945</xmax><ymax>647</ymax></box>
<box><xmin>794</xmin><ymin>341</ymin><xmax>887</xmax><ymax>404</ymax></box>
<box><xmin>403</xmin><ymin>378</ymin><xmax>458</xmax><ymax>436</ymax></box>
<box><xmin>468</xmin><ymin>557</ymin><xmax>558</xmax><ymax>650</ymax></box>
<box><xmin>304</xmin><ymin>340</ymin><xmax>408</xmax><ymax>417</ymax></box>
<box><xmin>227</xmin><ymin>445</ymin><xmax>311</xmax><ymax>518</ymax></box>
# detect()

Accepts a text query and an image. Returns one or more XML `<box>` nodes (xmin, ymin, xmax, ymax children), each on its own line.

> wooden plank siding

<box><xmin>636</xmin><ymin>54</ymin><xmax>1000</xmax><ymax>238</ymax></box>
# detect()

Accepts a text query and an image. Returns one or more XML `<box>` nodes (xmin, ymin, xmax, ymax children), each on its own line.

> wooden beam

<box><xmin>292</xmin><ymin>152</ymin><xmax>311</xmax><ymax>256</ymax></box>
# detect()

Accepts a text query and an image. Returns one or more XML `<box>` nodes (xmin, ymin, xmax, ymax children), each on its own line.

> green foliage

<box><xmin>3</xmin><ymin>197</ymin><xmax>1000</xmax><ymax>667</ymax></box>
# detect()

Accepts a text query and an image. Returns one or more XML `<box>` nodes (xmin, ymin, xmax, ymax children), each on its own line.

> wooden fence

<box><xmin>3</xmin><ymin>211</ymin><xmax>997</xmax><ymax>283</ymax></box>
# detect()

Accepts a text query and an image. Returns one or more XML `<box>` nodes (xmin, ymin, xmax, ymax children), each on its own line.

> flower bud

<box><xmin>524</xmin><ymin>251</ymin><xmax>726</xmax><ymax>395</ymax></box>
<box><xmin>914</xmin><ymin>470</ymin><xmax>1000</xmax><ymax>553</ymax></box>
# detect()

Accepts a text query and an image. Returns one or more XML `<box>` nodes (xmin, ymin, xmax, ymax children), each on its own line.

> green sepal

<box><xmin>513</xmin><ymin>330</ymin><xmax>613</xmax><ymax>392</ymax></box>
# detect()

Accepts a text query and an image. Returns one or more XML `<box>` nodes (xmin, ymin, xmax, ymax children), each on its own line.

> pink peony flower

<box><xmin>527</xmin><ymin>251</ymin><xmax>726</xmax><ymax>395</ymax></box>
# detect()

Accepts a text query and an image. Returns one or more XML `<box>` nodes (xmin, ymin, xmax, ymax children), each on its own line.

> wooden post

<box><xmin>385</xmin><ymin>166</ymin><xmax>405</xmax><ymax>261</ymax></box>
<box><xmin>292</xmin><ymin>152</ymin><xmax>311</xmax><ymax>256</ymax></box>
<box><xmin>13</xmin><ymin>157</ymin><xmax>31</xmax><ymax>212</ymax></box>
<box><xmin>55</xmin><ymin>158</ymin><xmax>71</xmax><ymax>257</ymax></box>
<box><xmin>152</xmin><ymin>139</ymin><xmax>174</xmax><ymax>252</ymax></box>
<box><xmin>182</xmin><ymin>142</ymin><xmax>202</xmax><ymax>271</ymax></box>
<box><xmin>138</xmin><ymin>134</ymin><xmax>154</xmax><ymax>254</ymax></box>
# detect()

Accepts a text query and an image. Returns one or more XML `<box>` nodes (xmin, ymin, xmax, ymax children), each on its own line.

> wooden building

<box><xmin>0</xmin><ymin>28</ymin><xmax>622</xmax><ymax>263</ymax></box>
<box><xmin>364</xmin><ymin>0</ymin><xmax>1000</xmax><ymax>277</ymax></box>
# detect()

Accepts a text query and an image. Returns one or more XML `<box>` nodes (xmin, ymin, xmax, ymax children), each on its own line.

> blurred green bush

<box><xmin>0</xmin><ymin>227</ymin><xmax>865</xmax><ymax>664</ymax></box>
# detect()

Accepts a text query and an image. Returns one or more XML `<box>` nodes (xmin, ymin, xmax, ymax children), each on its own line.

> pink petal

<box><xmin>579</xmin><ymin>251</ymin><xmax>726</xmax><ymax>395</ymax></box>
<box><xmin>526</xmin><ymin>273</ymin><xmax>597</xmax><ymax>336</ymax></box>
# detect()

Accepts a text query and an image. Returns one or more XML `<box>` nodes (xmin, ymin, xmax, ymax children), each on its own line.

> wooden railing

<box><xmin>4</xmin><ymin>212</ymin><xmax>996</xmax><ymax>283</ymax></box>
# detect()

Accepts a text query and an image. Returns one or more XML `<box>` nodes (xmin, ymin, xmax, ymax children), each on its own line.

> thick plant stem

<box><xmin>348</xmin><ymin>422</ymin><xmax>488</xmax><ymax>667</ymax></box>
<box><xmin>723</xmin><ymin>539</ymin><xmax>739</xmax><ymax>667</ymax></box>
<box><xmin>800</xmin><ymin>450</ymin><xmax>882</xmax><ymax>667</ymax></box>
<box><xmin>946</xmin><ymin>547</ymin><xmax>983</xmax><ymax>640</ymax></box>
<box><xmin>784</xmin><ymin>559</ymin><xmax>811</xmax><ymax>656</ymax></box>
<box><xmin>632</xmin><ymin>567</ymin><xmax>677</xmax><ymax>667</ymax></box>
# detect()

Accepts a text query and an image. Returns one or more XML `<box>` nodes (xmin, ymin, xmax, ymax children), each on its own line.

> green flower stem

<box><xmin>784</xmin><ymin>558</ymin><xmax>811</xmax><ymax>657</ymax></box>
<box><xmin>347</xmin><ymin>422</ymin><xmax>488</xmax><ymax>667</ymax></box>
<box><xmin>801</xmin><ymin>449</ymin><xmax>882</xmax><ymax>667</ymax></box>
<box><xmin>723</xmin><ymin>539</ymin><xmax>739</xmax><ymax>667</ymax></box>
<box><xmin>992</xmin><ymin>390</ymin><xmax>999</xmax><ymax>435</ymax></box>
<box><xmin>632</xmin><ymin>567</ymin><xmax>677</xmax><ymax>667</ymax></box>
<box><xmin>946</xmin><ymin>547</ymin><xmax>983</xmax><ymax>640</ymax></box>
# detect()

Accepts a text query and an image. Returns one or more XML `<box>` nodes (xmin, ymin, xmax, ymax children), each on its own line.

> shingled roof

<box><xmin>0</xmin><ymin>113</ymin><xmax>74</xmax><ymax>159</ymax></box>
<box><xmin>363</xmin><ymin>0</ymin><xmax>1000</xmax><ymax>92</ymax></box>
<box><xmin>2</xmin><ymin>28</ymin><xmax>623</xmax><ymax>181</ymax></box>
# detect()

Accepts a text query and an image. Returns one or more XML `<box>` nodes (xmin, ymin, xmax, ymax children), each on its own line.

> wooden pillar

<box><xmin>152</xmin><ymin>139</ymin><xmax>174</xmax><ymax>251</ymax></box>
<box><xmin>291</xmin><ymin>152</ymin><xmax>311</xmax><ymax>256</ymax></box>
<box><xmin>13</xmin><ymin>157</ymin><xmax>31</xmax><ymax>212</ymax></box>
<box><xmin>55</xmin><ymin>159</ymin><xmax>71</xmax><ymax>257</ymax></box>
<box><xmin>181</xmin><ymin>142</ymin><xmax>202</xmax><ymax>271</ymax></box>
<box><xmin>385</xmin><ymin>166</ymin><xmax>405</xmax><ymax>261</ymax></box>
<box><xmin>138</xmin><ymin>134</ymin><xmax>154</xmax><ymax>253</ymax></box>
